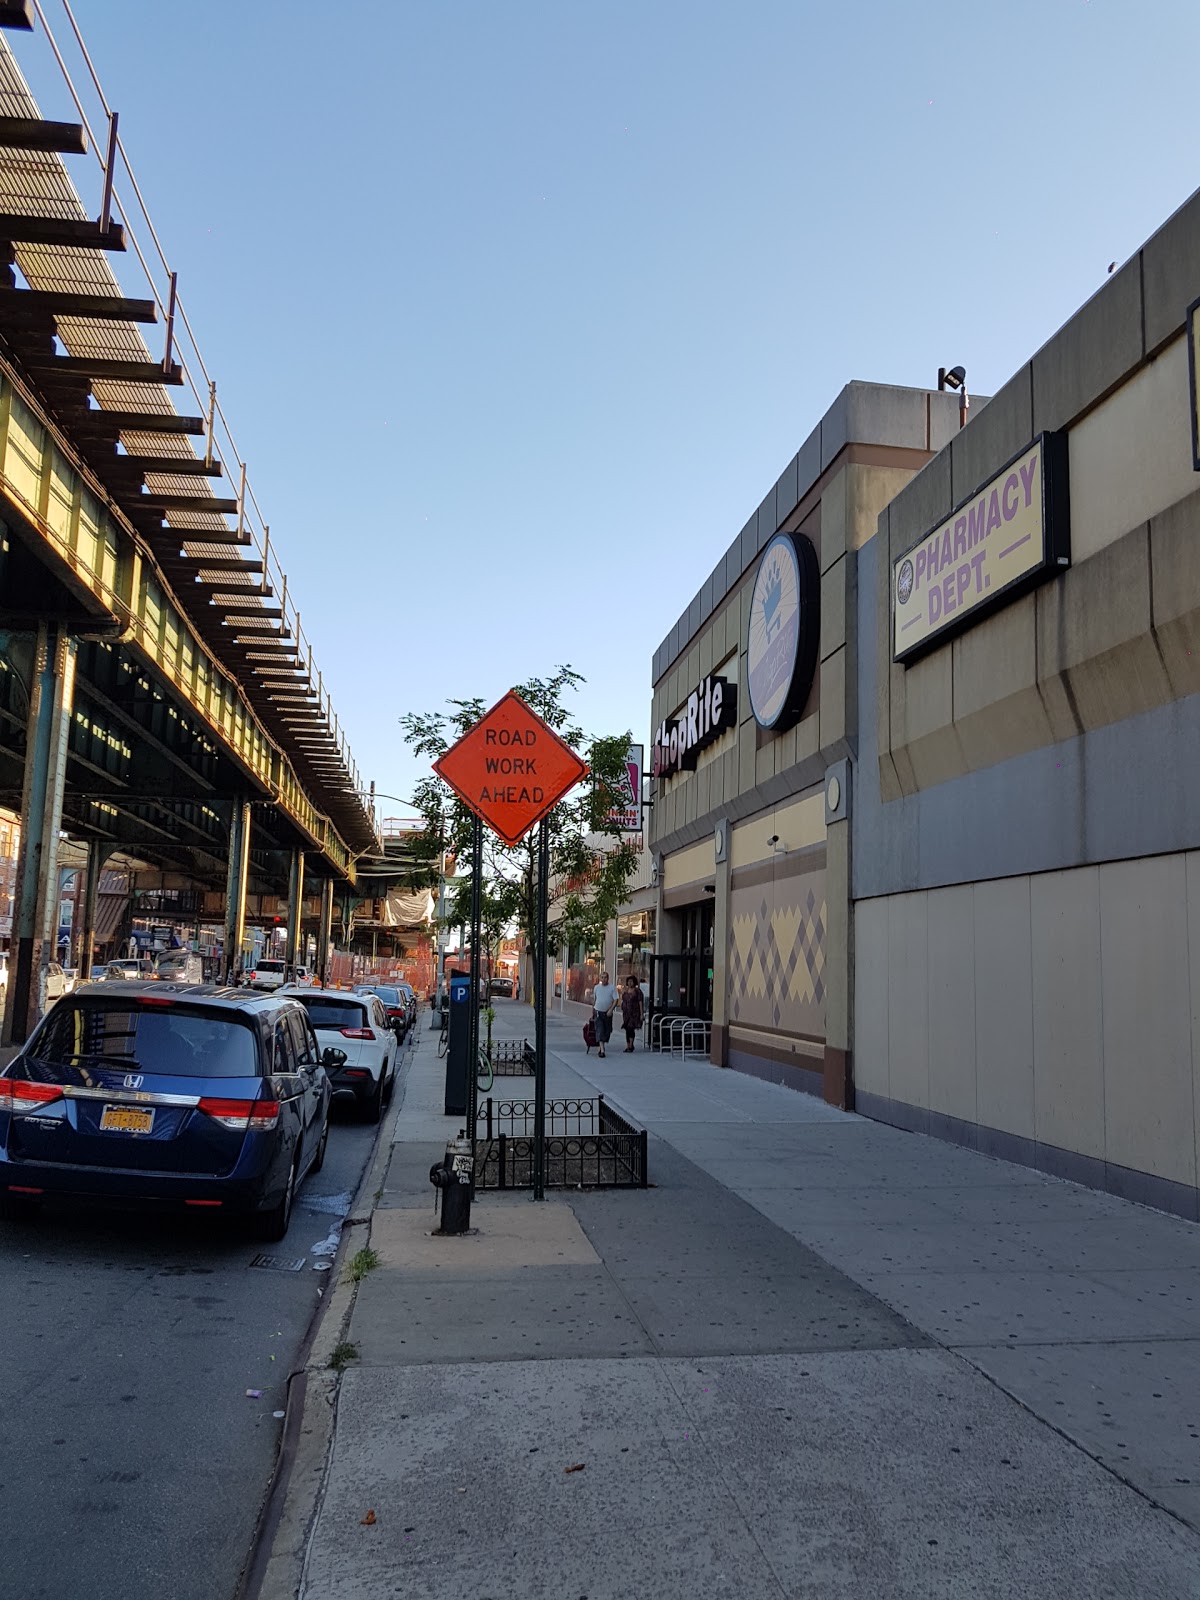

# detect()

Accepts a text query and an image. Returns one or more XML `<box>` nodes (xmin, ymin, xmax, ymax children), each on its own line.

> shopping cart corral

<box><xmin>649</xmin><ymin>1012</ymin><xmax>711</xmax><ymax>1058</ymax></box>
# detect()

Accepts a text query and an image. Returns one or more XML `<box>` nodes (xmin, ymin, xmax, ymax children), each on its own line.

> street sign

<box><xmin>433</xmin><ymin>691</ymin><xmax>588</xmax><ymax>847</ymax></box>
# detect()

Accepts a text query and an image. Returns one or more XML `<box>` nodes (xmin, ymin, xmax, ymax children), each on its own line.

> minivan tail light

<box><xmin>340</xmin><ymin>1027</ymin><xmax>375</xmax><ymax>1040</ymax></box>
<box><xmin>0</xmin><ymin>1079</ymin><xmax>64</xmax><ymax>1113</ymax></box>
<box><xmin>198</xmin><ymin>1097</ymin><xmax>280</xmax><ymax>1131</ymax></box>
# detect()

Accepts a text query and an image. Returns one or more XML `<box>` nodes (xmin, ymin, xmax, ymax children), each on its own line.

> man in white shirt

<box><xmin>591</xmin><ymin>971</ymin><xmax>617</xmax><ymax>1058</ymax></box>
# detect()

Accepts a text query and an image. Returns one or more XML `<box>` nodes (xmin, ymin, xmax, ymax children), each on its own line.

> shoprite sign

<box><xmin>892</xmin><ymin>432</ymin><xmax>1070</xmax><ymax>664</ymax></box>
<box><xmin>652</xmin><ymin>673</ymin><xmax>736</xmax><ymax>782</ymax></box>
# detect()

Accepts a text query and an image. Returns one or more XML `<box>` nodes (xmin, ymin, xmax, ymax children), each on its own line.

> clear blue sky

<box><xmin>18</xmin><ymin>1</ymin><xmax>1200</xmax><ymax>812</ymax></box>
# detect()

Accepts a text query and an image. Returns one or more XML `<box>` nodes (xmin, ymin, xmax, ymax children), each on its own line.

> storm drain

<box><xmin>248</xmin><ymin>1254</ymin><xmax>306</xmax><ymax>1272</ymax></box>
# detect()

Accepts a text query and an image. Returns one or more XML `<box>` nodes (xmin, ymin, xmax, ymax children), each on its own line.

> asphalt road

<box><xmin>0</xmin><ymin>1077</ymin><xmax>392</xmax><ymax>1600</ymax></box>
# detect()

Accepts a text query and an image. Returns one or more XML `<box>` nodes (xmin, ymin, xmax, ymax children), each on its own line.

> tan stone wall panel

<box><xmin>848</xmin><ymin>462</ymin><xmax>915</xmax><ymax>553</ymax></box>
<box><xmin>1186</xmin><ymin>854</ymin><xmax>1200</xmax><ymax>1200</ymax></box>
<box><xmin>853</xmin><ymin>896</ymin><xmax>890</xmax><ymax>1096</ymax></box>
<box><xmin>1031</xmin><ymin>867</ymin><xmax>1105</xmax><ymax>1161</ymax></box>
<box><xmin>886</xmin><ymin>891</ymin><xmax>929</xmax><ymax>1111</ymax></box>
<box><xmin>1099</xmin><ymin>854</ymin><xmax>1196</xmax><ymax>1187</ymax></box>
<box><xmin>1149</xmin><ymin>486</ymin><xmax>1200</xmax><ymax>700</ymax></box>
<box><xmin>1037</xmin><ymin>526</ymin><xmax>1171</xmax><ymax>732</ymax></box>
<box><xmin>973</xmin><ymin>877</ymin><xmax>1035</xmax><ymax>1141</ymax></box>
<box><xmin>821</xmin><ymin>467</ymin><xmax>847</xmax><ymax>573</ymax></box>
<box><xmin>1069</xmin><ymin>337</ymin><xmax>1195</xmax><ymax>565</ymax></box>
<box><xmin>821</xmin><ymin>557</ymin><xmax>847</xmax><ymax>661</ymax></box>
<box><xmin>952</xmin><ymin>593</ymin><xmax>1054</xmax><ymax>770</ymax></box>
<box><xmin>927</xmin><ymin>884</ymin><xmax>977</xmax><ymax>1125</ymax></box>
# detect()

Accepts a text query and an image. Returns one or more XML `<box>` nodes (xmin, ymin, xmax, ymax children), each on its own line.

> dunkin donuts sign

<box><xmin>892</xmin><ymin>433</ymin><xmax>1070</xmax><ymax>664</ymax></box>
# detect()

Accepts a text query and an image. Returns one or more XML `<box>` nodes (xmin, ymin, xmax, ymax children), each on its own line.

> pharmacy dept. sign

<box><xmin>892</xmin><ymin>433</ymin><xmax>1070</xmax><ymax>664</ymax></box>
<box><xmin>747</xmin><ymin>531</ymin><xmax>821</xmax><ymax>730</ymax></box>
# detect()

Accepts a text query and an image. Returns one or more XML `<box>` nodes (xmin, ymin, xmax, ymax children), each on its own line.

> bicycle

<box><xmin>476</xmin><ymin>1046</ymin><xmax>493</xmax><ymax>1094</ymax></box>
<box><xmin>437</xmin><ymin>1017</ymin><xmax>448</xmax><ymax>1058</ymax></box>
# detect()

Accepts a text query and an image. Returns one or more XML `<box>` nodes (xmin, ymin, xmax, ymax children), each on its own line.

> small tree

<box><xmin>401</xmin><ymin>667</ymin><xmax>639</xmax><ymax>1010</ymax></box>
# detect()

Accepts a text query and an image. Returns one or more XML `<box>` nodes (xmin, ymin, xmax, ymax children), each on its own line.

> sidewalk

<box><xmin>295</xmin><ymin>1001</ymin><xmax>1200</xmax><ymax>1599</ymax></box>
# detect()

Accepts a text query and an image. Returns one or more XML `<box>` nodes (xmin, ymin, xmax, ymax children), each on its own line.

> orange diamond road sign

<box><xmin>433</xmin><ymin>691</ymin><xmax>589</xmax><ymax>847</ymax></box>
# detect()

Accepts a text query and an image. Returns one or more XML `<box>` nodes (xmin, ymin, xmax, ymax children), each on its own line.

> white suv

<box><xmin>248</xmin><ymin>957</ymin><xmax>287</xmax><ymax>992</ymax></box>
<box><xmin>280</xmin><ymin>987</ymin><xmax>396</xmax><ymax>1121</ymax></box>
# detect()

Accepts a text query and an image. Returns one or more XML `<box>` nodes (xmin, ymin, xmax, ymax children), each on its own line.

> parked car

<box><xmin>155</xmin><ymin>951</ymin><xmax>206</xmax><ymax>985</ymax></box>
<box><xmin>394</xmin><ymin>982</ymin><xmax>419</xmax><ymax>1030</ymax></box>
<box><xmin>280</xmin><ymin>987</ymin><xmax>396</xmax><ymax>1121</ymax></box>
<box><xmin>44</xmin><ymin>962</ymin><xmax>70</xmax><ymax>1005</ymax></box>
<box><xmin>0</xmin><ymin>983</ymin><xmax>338</xmax><ymax>1238</ymax></box>
<box><xmin>103</xmin><ymin>958</ymin><xmax>158</xmax><ymax>982</ymax></box>
<box><xmin>352</xmin><ymin>984</ymin><xmax>412</xmax><ymax>1040</ymax></box>
<box><xmin>247</xmin><ymin>957</ymin><xmax>287</xmax><ymax>992</ymax></box>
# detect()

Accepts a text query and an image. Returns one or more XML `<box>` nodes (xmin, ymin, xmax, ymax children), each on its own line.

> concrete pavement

<box><xmin>292</xmin><ymin>1001</ymin><xmax>1200</xmax><ymax>1598</ymax></box>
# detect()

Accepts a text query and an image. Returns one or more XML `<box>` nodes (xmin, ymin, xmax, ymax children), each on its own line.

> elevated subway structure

<box><xmin>0</xmin><ymin>11</ymin><xmax>377</xmax><ymax>1038</ymax></box>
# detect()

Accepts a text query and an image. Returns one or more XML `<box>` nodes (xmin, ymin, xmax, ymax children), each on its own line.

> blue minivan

<box><xmin>0</xmin><ymin>983</ymin><xmax>340</xmax><ymax>1239</ymax></box>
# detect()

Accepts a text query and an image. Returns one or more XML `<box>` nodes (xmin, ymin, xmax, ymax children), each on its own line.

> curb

<box><xmin>235</xmin><ymin>1035</ymin><xmax>413</xmax><ymax>1600</ymax></box>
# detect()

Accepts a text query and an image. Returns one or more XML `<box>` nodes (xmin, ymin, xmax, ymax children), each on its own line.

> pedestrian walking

<box><xmin>591</xmin><ymin>970</ymin><xmax>618</xmax><ymax>1058</ymax></box>
<box><xmin>619</xmin><ymin>974</ymin><xmax>644</xmax><ymax>1052</ymax></box>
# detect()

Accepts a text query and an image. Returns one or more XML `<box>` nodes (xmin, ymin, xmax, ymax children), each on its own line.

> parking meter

<box><xmin>443</xmin><ymin>971</ymin><xmax>471</xmax><ymax>1116</ymax></box>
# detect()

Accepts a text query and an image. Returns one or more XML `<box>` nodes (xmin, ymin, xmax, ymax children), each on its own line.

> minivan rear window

<box><xmin>30</xmin><ymin>1001</ymin><xmax>259</xmax><ymax>1078</ymax></box>
<box><xmin>255</xmin><ymin>959</ymin><xmax>285</xmax><ymax>973</ymax></box>
<box><xmin>293</xmin><ymin>996</ymin><xmax>367</xmax><ymax>1029</ymax></box>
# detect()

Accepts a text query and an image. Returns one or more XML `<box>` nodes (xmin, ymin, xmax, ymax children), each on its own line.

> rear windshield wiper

<box><xmin>36</xmin><ymin>1051</ymin><xmax>140</xmax><ymax>1069</ymax></box>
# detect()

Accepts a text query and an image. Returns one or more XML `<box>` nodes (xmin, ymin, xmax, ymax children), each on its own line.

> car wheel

<box><xmin>364</xmin><ymin>1071</ymin><xmax>385</xmax><ymax>1124</ymax></box>
<box><xmin>310</xmin><ymin>1115</ymin><xmax>330</xmax><ymax>1174</ymax></box>
<box><xmin>0</xmin><ymin>1193</ymin><xmax>42</xmax><ymax>1222</ymax></box>
<box><xmin>384</xmin><ymin>1062</ymin><xmax>396</xmax><ymax>1106</ymax></box>
<box><xmin>255</xmin><ymin>1155</ymin><xmax>298</xmax><ymax>1242</ymax></box>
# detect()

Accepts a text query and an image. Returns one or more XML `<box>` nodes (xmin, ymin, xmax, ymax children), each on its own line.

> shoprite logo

<box><xmin>747</xmin><ymin>532</ymin><xmax>820</xmax><ymax>732</ymax></box>
<box><xmin>652</xmin><ymin>673</ymin><xmax>736</xmax><ymax>782</ymax></box>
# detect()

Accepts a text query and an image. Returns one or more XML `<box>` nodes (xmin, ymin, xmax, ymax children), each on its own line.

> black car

<box><xmin>352</xmin><ymin>984</ymin><xmax>411</xmax><ymax>1040</ymax></box>
<box><xmin>0</xmin><ymin>983</ymin><xmax>342</xmax><ymax>1240</ymax></box>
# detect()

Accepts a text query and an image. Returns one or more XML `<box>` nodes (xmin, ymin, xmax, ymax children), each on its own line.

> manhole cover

<box><xmin>249</xmin><ymin>1254</ymin><xmax>306</xmax><ymax>1272</ymax></box>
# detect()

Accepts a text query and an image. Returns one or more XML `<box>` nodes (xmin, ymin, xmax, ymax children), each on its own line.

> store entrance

<box><xmin>648</xmin><ymin>898</ymin><xmax>714</xmax><ymax>1046</ymax></box>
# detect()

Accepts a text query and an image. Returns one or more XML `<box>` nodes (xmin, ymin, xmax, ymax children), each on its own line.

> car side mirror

<box><xmin>321</xmin><ymin>1047</ymin><xmax>347</xmax><ymax>1069</ymax></box>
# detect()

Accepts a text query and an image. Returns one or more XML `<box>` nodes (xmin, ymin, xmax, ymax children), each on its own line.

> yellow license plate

<box><xmin>99</xmin><ymin>1105</ymin><xmax>155</xmax><ymax>1134</ymax></box>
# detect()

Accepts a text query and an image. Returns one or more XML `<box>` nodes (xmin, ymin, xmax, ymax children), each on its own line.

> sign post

<box><xmin>433</xmin><ymin>693</ymin><xmax>589</xmax><ymax>1200</ymax></box>
<box><xmin>466</xmin><ymin>811</ymin><xmax>483</xmax><ymax>1177</ymax></box>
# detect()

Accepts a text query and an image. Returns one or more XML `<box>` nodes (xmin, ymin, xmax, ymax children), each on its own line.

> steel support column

<box><xmin>3</xmin><ymin>623</ymin><xmax>76</xmax><ymax>1045</ymax></box>
<box><xmin>222</xmin><ymin>799</ymin><xmax>252</xmax><ymax>983</ymax></box>
<box><xmin>78</xmin><ymin>838</ymin><xmax>111</xmax><ymax>981</ymax></box>
<box><xmin>285</xmin><ymin>848</ymin><xmax>305</xmax><ymax>979</ymax></box>
<box><xmin>316</xmin><ymin>876</ymin><xmax>334</xmax><ymax>985</ymax></box>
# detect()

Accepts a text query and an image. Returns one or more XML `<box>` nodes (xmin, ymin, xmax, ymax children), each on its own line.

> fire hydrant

<box><xmin>429</xmin><ymin>1130</ymin><xmax>473</xmax><ymax>1234</ymax></box>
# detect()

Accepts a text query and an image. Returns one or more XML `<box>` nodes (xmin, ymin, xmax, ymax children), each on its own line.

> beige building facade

<box><xmin>649</xmin><ymin>380</ymin><xmax>968</xmax><ymax>1105</ymax></box>
<box><xmin>651</xmin><ymin>184</ymin><xmax>1200</xmax><ymax>1218</ymax></box>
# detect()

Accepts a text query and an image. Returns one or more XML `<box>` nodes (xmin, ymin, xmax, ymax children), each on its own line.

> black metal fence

<box><xmin>486</xmin><ymin>1038</ymin><xmax>536</xmax><ymax>1076</ymax></box>
<box><xmin>474</xmin><ymin>1094</ymin><xmax>648</xmax><ymax>1190</ymax></box>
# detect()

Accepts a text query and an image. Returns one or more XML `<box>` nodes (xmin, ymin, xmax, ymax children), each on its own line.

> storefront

<box><xmin>649</xmin><ymin>379</ymin><xmax>967</xmax><ymax>1101</ymax></box>
<box><xmin>649</xmin><ymin>184</ymin><xmax>1200</xmax><ymax>1217</ymax></box>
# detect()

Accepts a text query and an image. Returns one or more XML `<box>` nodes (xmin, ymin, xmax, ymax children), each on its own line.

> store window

<box><xmin>617</xmin><ymin>910</ymin><xmax>655</xmax><ymax>988</ymax></box>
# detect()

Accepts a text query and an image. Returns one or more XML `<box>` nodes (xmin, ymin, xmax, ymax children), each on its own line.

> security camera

<box><xmin>766</xmin><ymin>834</ymin><xmax>779</xmax><ymax>847</ymax></box>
